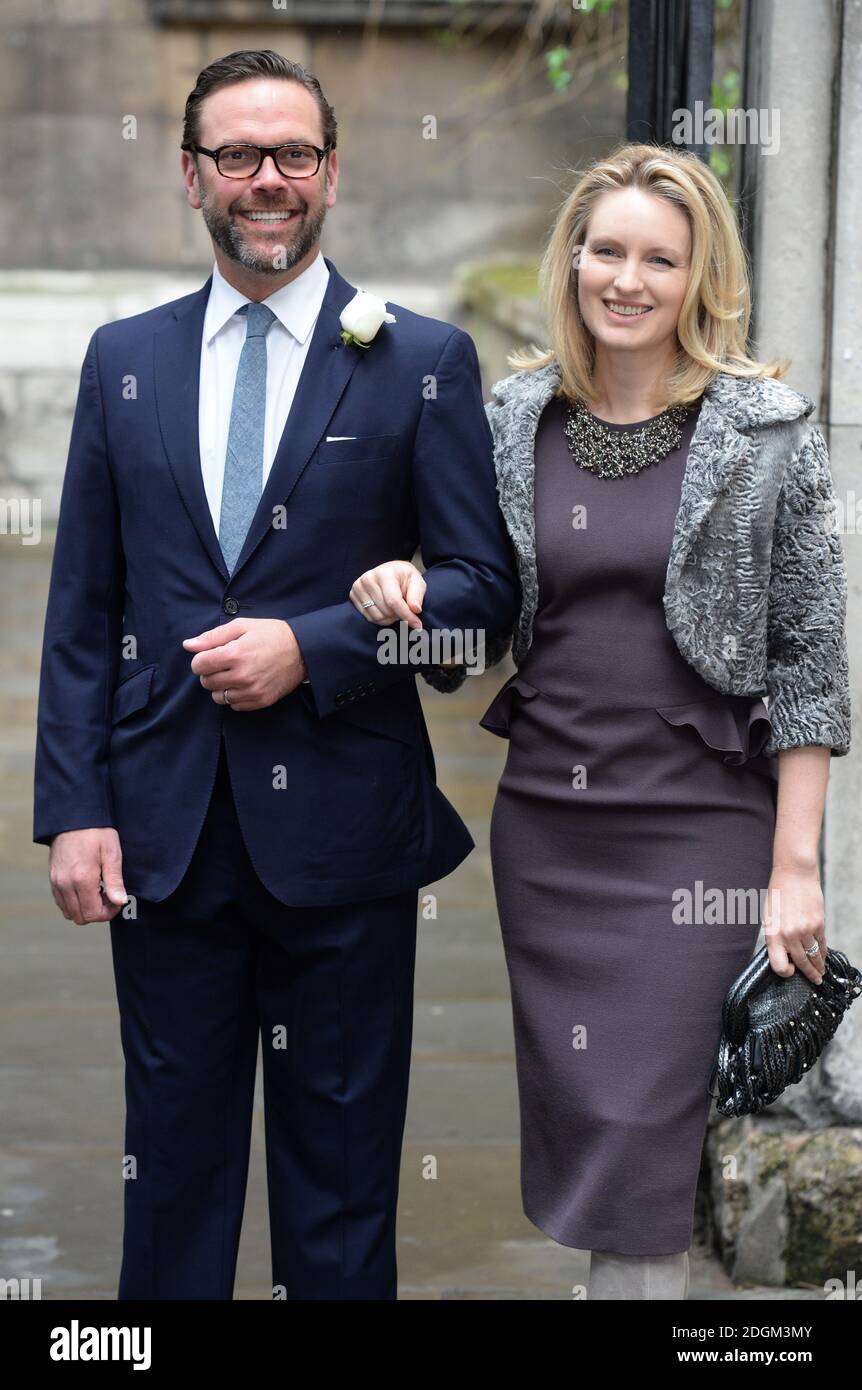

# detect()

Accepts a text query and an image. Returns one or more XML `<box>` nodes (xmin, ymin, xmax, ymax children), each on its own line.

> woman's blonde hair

<box><xmin>510</xmin><ymin>142</ymin><xmax>788</xmax><ymax>406</ymax></box>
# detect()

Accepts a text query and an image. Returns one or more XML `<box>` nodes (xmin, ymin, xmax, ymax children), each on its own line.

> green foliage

<box><xmin>546</xmin><ymin>0</ymin><xmax>618</xmax><ymax>88</ymax></box>
<box><xmin>712</xmin><ymin>67</ymin><xmax>741</xmax><ymax>111</ymax></box>
<box><xmin>546</xmin><ymin>46</ymin><xmax>573</xmax><ymax>91</ymax></box>
<box><xmin>708</xmin><ymin>67</ymin><xmax>742</xmax><ymax>198</ymax></box>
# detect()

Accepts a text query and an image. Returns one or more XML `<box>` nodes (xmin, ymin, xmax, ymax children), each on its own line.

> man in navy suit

<box><xmin>33</xmin><ymin>49</ymin><xmax>519</xmax><ymax>1300</ymax></box>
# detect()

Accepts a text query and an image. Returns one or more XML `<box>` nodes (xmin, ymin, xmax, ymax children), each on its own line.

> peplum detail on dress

<box><xmin>480</xmin><ymin>676</ymin><xmax>776</xmax><ymax>782</ymax></box>
<box><xmin>654</xmin><ymin>694</ymin><xmax>776</xmax><ymax>778</ymax></box>
<box><xmin>478</xmin><ymin>673</ymin><xmax>539</xmax><ymax>738</ymax></box>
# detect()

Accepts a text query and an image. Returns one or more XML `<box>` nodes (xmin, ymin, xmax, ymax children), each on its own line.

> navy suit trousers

<box><xmin>109</xmin><ymin>733</ymin><xmax>418</xmax><ymax>1300</ymax></box>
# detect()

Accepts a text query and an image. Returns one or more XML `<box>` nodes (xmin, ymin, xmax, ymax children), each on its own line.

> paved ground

<box><xmin>0</xmin><ymin>538</ymin><xmax>823</xmax><ymax>1300</ymax></box>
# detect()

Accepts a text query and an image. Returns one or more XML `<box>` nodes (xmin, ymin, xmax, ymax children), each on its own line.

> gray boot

<box><xmin>588</xmin><ymin>1248</ymin><xmax>690</xmax><ymax>1300</ymax></box>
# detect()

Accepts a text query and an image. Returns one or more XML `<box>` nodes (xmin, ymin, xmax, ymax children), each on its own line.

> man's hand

<box><xmin>50</xmin><ymin>828</ymin><xmax>128</xmax><ymax>924</ymax></box>
<box><xmin>182</xmin><ymin>617</ymin><xmax>307</xmax><ymax>711</ymax></box>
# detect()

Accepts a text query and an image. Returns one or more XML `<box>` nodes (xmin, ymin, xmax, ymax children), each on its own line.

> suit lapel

<box><xmin>153</xmin><ymin>276</ymin><xmax>228</xmax><ymax>581</ymax></box>
<box><xmin>153</xmin><ymin>257</ymin><xmax>362</xmax><ymax>583</ymax></box>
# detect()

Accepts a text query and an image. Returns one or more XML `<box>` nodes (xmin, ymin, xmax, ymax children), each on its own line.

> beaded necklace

<box><xmin>563</xmin><ymin>398</ymin><xmax>689</xmax><ymax>479</ymax></box>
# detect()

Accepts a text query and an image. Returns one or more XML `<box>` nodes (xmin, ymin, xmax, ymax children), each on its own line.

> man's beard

<box><xmin>199</xmin><ymin>183</ymin><xmax>329</xmax><ymax>275</ymax></box>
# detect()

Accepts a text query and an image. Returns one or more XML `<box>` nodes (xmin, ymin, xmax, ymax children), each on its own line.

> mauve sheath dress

<box><xmin>479</xmin><ymin>394</ymin><xmax>778</xmax><ymax>1256</ymax></box>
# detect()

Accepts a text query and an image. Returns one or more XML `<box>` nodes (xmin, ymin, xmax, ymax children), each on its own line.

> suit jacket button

<box><xmin>223</xmin><ymin>597</ymin><xmax>239</xmax><ymax>615</ymax></box>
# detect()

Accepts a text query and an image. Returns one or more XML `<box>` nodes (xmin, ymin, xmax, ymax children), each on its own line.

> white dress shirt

<box><xmin>198</xmin><ymin>251</ymin><xmax>330</xmax><ymax>535</ymax></box>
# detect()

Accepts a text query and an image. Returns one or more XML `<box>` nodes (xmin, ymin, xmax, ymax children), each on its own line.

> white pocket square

<box><xmin>325</xmin><ymin>435</ymin><xmax>357</xmax><ymax>442</ymax></box>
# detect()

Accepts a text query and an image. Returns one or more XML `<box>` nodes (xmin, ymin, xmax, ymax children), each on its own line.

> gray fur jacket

<box><xmin>422</xmin><ymin>359</ymin><xmax>851</xmax><ymax>759</ymax></box>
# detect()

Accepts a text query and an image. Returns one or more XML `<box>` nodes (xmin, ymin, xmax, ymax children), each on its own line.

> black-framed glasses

<box><xmin>181</xmin><ymin>141</ymin><xmax>333</xmax><ymax>179</ymax></box>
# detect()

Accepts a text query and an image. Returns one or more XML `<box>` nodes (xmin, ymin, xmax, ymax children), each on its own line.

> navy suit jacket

<box><xmin>32</xmin><ymin>257</ymin><xmax>520</xmax><ymax>906</ymax></box>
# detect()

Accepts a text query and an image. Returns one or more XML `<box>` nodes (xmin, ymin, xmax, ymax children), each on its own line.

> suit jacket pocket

<box><xmin>316</xmin><ymin>433</ymin><xmax>401</xmax><ymax>465</ymax></box>
<box><xmin>111</xmin><ymin>664</ymin><xmax>157</xmax><ymax>725</ymax></box>
<box><xmin>304</xmin><ymin>688</ymin><xmax>424</xmax><ymax>856</ymax></box>
<box><xmin>334</xmin><ymin>688</ymin><xmax>420</xmax><ymax>745</ymax></box>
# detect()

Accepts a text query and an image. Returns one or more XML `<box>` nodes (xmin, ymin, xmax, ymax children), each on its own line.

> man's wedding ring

<box><xmin>223</xmin><ymin>689</ymin><xmax>232</xmax><ymax>707</ymax></box>
<box><xmin>361</xmin><ymin>599</ymin><xmax>378</xmax><ymax>609</ymax></box>
<box><xmin>804</xmin><ymin>942</ymin><xmax>821</xmax><ymax>957</ymax></box>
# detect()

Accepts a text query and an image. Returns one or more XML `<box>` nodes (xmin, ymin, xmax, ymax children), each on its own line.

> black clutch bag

<box><xmin>707</xmin><ymin>946</ymin><xmax>862</xmax><ymax>1117</ymax></box>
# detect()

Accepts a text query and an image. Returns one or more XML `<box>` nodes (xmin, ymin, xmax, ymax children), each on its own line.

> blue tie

<box><xmin>218</xmin><ymin>301</ymin><xmax>276</xmax><ymax>576</ymax></box>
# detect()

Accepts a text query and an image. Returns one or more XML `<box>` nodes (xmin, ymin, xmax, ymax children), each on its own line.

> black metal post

<box><xmin>626</xmin><ymin>0</ymin><xmax>715</xmax><ymax>160</ymax></box>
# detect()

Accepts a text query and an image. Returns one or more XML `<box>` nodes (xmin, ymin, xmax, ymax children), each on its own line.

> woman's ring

<box><xmin>361</xmin><ymin>599</ymin><xmax>378</xmax><ymax>609</ymax></box>
<box><xmin>223</xmin><ymin>689</ymin><xmax>232</xmax><ymax>707</ymax></box>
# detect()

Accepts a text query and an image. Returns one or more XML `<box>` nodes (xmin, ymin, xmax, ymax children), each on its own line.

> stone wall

<box><xmin>705</xmin><ymin>0</ymin><xmax>862</xmax><ymax>1287</ymax></box>
<box><xmin>1</xmin><ymin>0</ymin><xmax>624</xmax><ymax>278</ymax></box>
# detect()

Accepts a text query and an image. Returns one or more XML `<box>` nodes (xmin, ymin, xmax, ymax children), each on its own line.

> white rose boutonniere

<box><xmin>339</xmin><ymin>290</ymin><xmax>396</xmax><ymax>350</ymax></box>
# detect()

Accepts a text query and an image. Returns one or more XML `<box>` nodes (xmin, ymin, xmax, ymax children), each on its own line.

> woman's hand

<box><xmin>763</xmin><ymin>862</ymin><xmax>826</xmax><ymax>984</ymax></box>
<box><xmin>349</xmin><ymin>560</ymin><xmax>426</xmax><ymax>630</ymax></box>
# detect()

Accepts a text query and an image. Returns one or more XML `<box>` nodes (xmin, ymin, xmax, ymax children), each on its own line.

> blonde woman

<box><xmin>348</xmin><ymin>145</ymin><xmax>851</xmax><ymax>1300</ymax></box>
